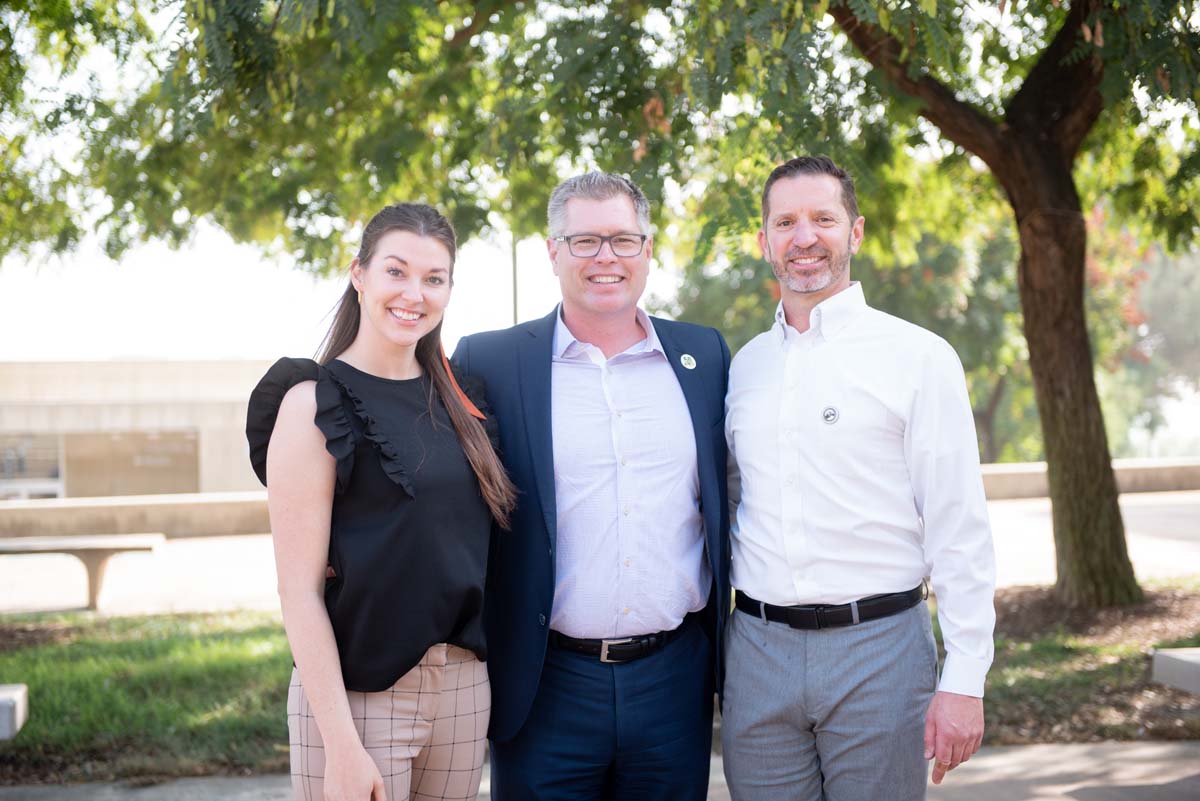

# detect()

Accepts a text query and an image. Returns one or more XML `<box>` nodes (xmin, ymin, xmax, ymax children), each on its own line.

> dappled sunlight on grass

<box><xmin>983</xmin><ymin>586</ymin><xmax>1200</xmax><ymax>744</ymax></box>
<box><xmin>0</xmin><ymin>610</ymin><xmax>292</xmax><ymax>781</ymax></box>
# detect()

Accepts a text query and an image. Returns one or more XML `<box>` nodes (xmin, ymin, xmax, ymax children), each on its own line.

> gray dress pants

<box><xmin>721</xmin><ymin>601</ymin><xmax>937</xmax><ymax>801</ymax></box>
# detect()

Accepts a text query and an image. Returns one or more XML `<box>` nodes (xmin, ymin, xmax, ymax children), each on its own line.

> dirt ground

<box><xmin>987</xmin><ymin>585</ymin><xmax>1200</xmax><ymax>743</ymax></box>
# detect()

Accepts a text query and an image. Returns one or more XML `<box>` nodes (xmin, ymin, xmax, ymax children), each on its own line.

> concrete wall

<box><xmin>0</xmin><ymin>361</ymin><xmax>273</xmax><ymax>404</ymax></box>
<box><xmin>980</xmin><ymin>458</ymin><xmax>1200</xmax><ymax>499</ymax></box>
<box><xmin>64</xmin><ymin>431</ymin><xmax>199</xmax><ymax>497</ymax></box>
<box><xmin>0</xmin><ymin>491</ymin><xmax>270</xmax><ymax>538</ymax></box>
<box><xmin>0</xmin><ymin>459</ymin><xmax>1197</xmax><ymax>540</ymax></box>
<box><xmin>0</xmin><ymin>361</ymin><xmax>271</xmax><ymax>495</ymax></box>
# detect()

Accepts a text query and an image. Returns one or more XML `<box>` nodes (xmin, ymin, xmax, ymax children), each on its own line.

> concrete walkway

<box><xmin>2</xmin><ymin>491</ymin><xmax>1197</xmax><ymax>615</ymax></box>
<box><xmin>986</xmin><ymin>490</ymin><xmax>1200</xmax><ymax>589</ymax></box>
<box><xmin>2</xmin><ymin>743</ymin><xmax>1198</xmax><ymax>800</ymax></box>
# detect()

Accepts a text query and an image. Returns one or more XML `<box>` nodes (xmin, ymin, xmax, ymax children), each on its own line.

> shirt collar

<box><xmin>774</xmin><ymin>282</ymin><xmax>867</xmax><ymax>344</ymax></box>
<box><xmin>553</xmin><ymin>304</ymin><xmax>664</xmax><ymax>359</ymax></box>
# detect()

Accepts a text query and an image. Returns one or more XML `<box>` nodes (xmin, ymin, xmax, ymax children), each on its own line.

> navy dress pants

<box><xmin>489</xmin><ymin>615</ymin><xmax>714</xmax><ymax>801</ymax></box>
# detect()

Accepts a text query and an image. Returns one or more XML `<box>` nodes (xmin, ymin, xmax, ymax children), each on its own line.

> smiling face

<box><xmin>548</xmin><ymin>194</ymin><xmax>651</xmax><ymax>326</ymax></box>
<box><xmin>759</xmin><ymin>173</ymin><xmax>864</xmax><ymax>305</ymax></box>
<box><xmin>350</xmin><ymin>229</ymin><xmax>453</xmax><ymax>354</ymax></box>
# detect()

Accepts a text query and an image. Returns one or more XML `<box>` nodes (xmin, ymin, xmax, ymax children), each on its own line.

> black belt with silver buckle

<box><xmin>549</xmin><ymin>623</ymin><xmax>685</xmax><ymax>664</ymax></box>
<box><xmin>735</xmin><ymin>585</ymin><xmax>924</xmax><ymax>630</ymax></box>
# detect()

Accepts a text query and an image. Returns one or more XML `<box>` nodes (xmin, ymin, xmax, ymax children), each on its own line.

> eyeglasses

<box><xmin>554</xmin><ymin>233</ymin><xmax>647</xmax><ymax>258</ymax></box>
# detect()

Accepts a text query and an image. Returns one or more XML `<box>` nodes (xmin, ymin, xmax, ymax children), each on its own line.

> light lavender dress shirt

<box><xmin>549</xmin><ymin>306</ymin><xmax>710</xmax><ymax>640</ymax></box>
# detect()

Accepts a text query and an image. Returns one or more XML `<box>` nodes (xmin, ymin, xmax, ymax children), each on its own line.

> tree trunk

<box><xmin>1006</xmin><ymin>149</ymin><xmax>1142</xmax><ymax>608</ymax></box>
<box><xmin>973</xmin><ymin>373</ymin><xmax>1006</xmax><ymax>465</ymax></box>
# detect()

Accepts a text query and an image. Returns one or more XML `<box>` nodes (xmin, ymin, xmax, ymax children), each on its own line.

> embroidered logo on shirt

<box><xmin>822</xmin><ymin>406</ymin><xmax>839</xmax><ymax>424</ymax></box>
<box><xmin>680</xmin><ymin>354</ymin><xmax>697</xmax><ymax>370</ymax></box>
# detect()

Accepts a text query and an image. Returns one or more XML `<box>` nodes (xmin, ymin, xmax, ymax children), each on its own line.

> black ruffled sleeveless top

<box><xmin>246</xmin><ymin>357</ymin><xmax>496</xmax><ymax>692</ymax></box>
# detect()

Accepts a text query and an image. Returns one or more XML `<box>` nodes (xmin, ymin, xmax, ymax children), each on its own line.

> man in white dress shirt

<box><xmin>721</xmin><ymin>155</ymin><xmax>996</xmax><ymax>800</ymax></box>
<box><xmin>453</xmin><ymin>172</ymin><xmax>731</xmax><ymax>800</ymax></box>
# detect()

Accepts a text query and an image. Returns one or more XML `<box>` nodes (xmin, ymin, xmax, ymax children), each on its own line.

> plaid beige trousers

<box><xmin>288</xmin><ymin>643</ymin><xmax>490</xmax><ymax>801</ymax></box>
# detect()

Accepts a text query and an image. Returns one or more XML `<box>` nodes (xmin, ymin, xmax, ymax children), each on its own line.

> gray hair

<box><xmin>546</xmin><ymin>172</ymin><xmax>652</xmax><ymax>237</ymax></box>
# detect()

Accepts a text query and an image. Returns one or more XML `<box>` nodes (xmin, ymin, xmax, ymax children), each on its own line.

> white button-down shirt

<box><xmin>725</xmin><ymin>283</ymin><xmax>995</xmax><ymax>697</ymax></box>
<box><xmin>549</xmin><ymin>306</ymin><xmax>710</xmax><ymax>639</ymax></box>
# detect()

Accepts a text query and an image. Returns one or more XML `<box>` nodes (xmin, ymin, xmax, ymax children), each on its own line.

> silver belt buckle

<box><xmin>599</xmin><ymin>637</ymin><xmax>634</xmax><ymax>663</ymax></box>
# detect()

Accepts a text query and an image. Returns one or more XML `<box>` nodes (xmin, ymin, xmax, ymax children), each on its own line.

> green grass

<box><xmin>3</xmin><ymin>579</ymin><xmax>1199</xmax><ymax>783</ymax></box>
<box><xmin>0</xmin><ymin>610</ymin><xmax>292</xmax><ymax>783</ymax></box>
<box><xmin>936</xmin><ymin>576</ymin><xmax>1200</xmax><ymax>743</ymax></box>
<box><xmin>984</xmin><ymin>629</ymin><xmax>1200</xmax><ymax>742</ymax></box>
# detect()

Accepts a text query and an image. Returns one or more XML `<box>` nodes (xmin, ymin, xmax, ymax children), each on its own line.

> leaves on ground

<box><xmin>986</xmin><ymin>585</ymin><xmax>1200</xmax><ymax>744</ymax></box>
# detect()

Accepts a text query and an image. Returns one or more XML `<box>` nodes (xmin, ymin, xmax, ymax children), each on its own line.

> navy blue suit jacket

<box><xmin>452</xmin><ymin>308</ymin><xmax>731</xmax><ymax>743</ymax></box>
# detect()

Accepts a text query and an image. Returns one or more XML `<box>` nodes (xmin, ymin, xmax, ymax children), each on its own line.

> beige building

<box><xmin>0</xmin><ymin>361</ymin><xmax>272</xmax><ymax>499</ymax></box>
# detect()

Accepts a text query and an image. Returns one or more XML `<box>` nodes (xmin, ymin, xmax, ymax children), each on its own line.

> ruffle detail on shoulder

<box><xmin>313</xmin><ymin>376</ymin><xmax>357</xmax><ymax>495</ymax></box>
<box><xmin>324</xmin><ymin>369</ymin><xmax>417</xmax><ymax>498</ymax></box>
<box><xmin>246</xmin><ymin>357</ymin><xmax>357</xmax><ymax>493</ymax></box>
<box><xmin>452</xmin><ymin>369</ymin><xmax>501</xmax><ymax>452</ymax></box>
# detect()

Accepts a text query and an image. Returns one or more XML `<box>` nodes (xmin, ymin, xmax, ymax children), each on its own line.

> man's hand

<box><xmin>923</xmin><ymin>690</ymin><xmax>983</xmax><ymax>785</ymax></box>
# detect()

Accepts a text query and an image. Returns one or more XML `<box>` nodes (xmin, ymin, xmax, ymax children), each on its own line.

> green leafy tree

<box><xmin>664</xmin><ymin>0</ymin><xmax>1200</xmax><ymax>608</ymax></box>
<box><xmin>7</xmin><ymin>0</ymin><xmax>1199</xmax><ymax>608</ymax></box>
<box><xmin>1138</xmin><ymin>248</ymin><xmax>1200</xmax><ymax>391</ymax></box>
<box><xmin>0</xmin><ymin>1</ymin><xmax>150</xmax><ymax>256</ymax></box>
<box><xmin>1099</xmin><ymin>245</ymin><xmax>1200</xmax><ymax>454</ymax></box>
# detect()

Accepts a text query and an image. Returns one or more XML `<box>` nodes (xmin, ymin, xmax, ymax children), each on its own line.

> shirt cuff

<box><xmin>937</xmin><ymin>652</ymin><xmax>991</xmax><ymax>698</ymax></box>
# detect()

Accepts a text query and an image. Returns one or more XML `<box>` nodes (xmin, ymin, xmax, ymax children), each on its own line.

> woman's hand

<box><xmin>323</xmin><ymin>741</ymin><xmax>387</xmax><ymax>801</ymax></box>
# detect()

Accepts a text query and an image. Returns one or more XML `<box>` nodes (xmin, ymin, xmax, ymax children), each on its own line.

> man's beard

<box><xmin>772</xmin><ymin>244</ymin><xmax>850</xmax><ymax>295</ymax></box>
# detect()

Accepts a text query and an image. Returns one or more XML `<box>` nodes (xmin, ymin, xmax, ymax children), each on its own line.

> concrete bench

<box><xmin>0</xmin><ymin>684</ymin><xmax>28</xmax><ymax>740</ymax></box>
<box><xmin>0</xmin><ymin>533</ymin><xmax>165</xmax><ymax>610</ymax></box>
<box><xmin>1153</xmin><ymin>647</ymin><xmax>1200</xmax><ymax>695</ymax></box>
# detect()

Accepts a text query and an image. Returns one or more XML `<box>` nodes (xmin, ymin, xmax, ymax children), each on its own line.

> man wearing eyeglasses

<box><xmin>453</xmin><ymin>172</ymin><xmax>731</xmax><ymax>800</ymax></box>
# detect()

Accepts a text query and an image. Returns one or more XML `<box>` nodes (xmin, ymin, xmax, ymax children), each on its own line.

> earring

<box><xmin>357</xmin><ymin>290</ymin><xmax>363</xmax><ymax>305</ymax></box>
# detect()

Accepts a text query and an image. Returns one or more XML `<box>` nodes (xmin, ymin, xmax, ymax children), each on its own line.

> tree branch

<box><xmin>449</xmin><ymin>14</ymin><xmax>488</xmax><ymax>47</ymax></box>
<box><xmin>1005</xmin><ymin>0</ymin><xmax>1105</xmax><ymax>162</ymax></box>
<box><xmin>446</xmin><ymin>1</ymin><xmax>512</xmax><ymax>48</ymax></box>
<box><xmin>828</xmin><ymin>4</ymin><xmax>1008</xmax><ymax>173</ymax></box>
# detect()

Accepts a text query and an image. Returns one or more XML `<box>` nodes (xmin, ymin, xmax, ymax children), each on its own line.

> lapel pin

<box><xmin>680</xmin><ymin>354</ymin><xmax>697</xmax><ymax>370</ymax></box>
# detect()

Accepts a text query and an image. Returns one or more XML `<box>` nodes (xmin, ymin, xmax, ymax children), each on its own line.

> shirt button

<box><xmin>623</xmin><ymin>505</ymin><xmax>631</xmax><ymax>516</ymax></box>
<box><xmin>620</xmin><ymin>457</ymin><xmax>627</xmax><ymax>466</ymax></box>
<box><xmin>538</xmin><ymin>613</ymin><xmax>546</xmax><ymax>626</ymax></box>
<box><xmin>785</xmin><ymin>475</ymin><xmax>797</xmax><ymax>487</ymax></box>
<box><xmin>622</xmin><ymin>607</ymin><xmax>630</xmax><ymax>615</ymax></box>
<box><xmin>624</xmin><ymin>557</ymin><xmax>632</xmax><ymax>567</ymax></box>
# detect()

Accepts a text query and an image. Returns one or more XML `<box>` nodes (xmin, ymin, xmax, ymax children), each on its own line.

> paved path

<box><xmin>1</xmin><ymin>491</ymin><xmax>1197</xmax><ymax>615</ymax></box>
<box><xmin>987</xmin><ymin>491</ymin><xmax>1200</xmax><ymax>589</ymax></box>
<box><xmin>3</xmin><ymin>743</ymin><xmax>1198</xmax><ymax>800</ymax></box>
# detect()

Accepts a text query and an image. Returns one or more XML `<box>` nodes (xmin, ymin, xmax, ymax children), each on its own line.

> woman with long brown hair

<box><xmin>246</xmin><ymin>203</ymin><xmax>515</xmax><ymax>801</ymax></box>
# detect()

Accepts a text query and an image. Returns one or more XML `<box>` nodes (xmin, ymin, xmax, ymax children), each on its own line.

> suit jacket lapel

<box><xmin>518</xmin><ymin>309</ymin><xmax>559</xmax><ymax>550</ymax></box>
<box><xmin>653</xmin><ymin>319</ymin><xmax>710</xmax><ymax>439</ymax></box>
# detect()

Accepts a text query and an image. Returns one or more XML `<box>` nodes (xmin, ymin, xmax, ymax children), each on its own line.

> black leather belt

<box><xmin>735</xmin><ymin>586</ymin><xmax>924</xmax><ymax>630</ymax></box>
<box><xmin>549</xmin><ymin>620</ymin><xmax>687</xmax><ymax>664</ymax></box>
